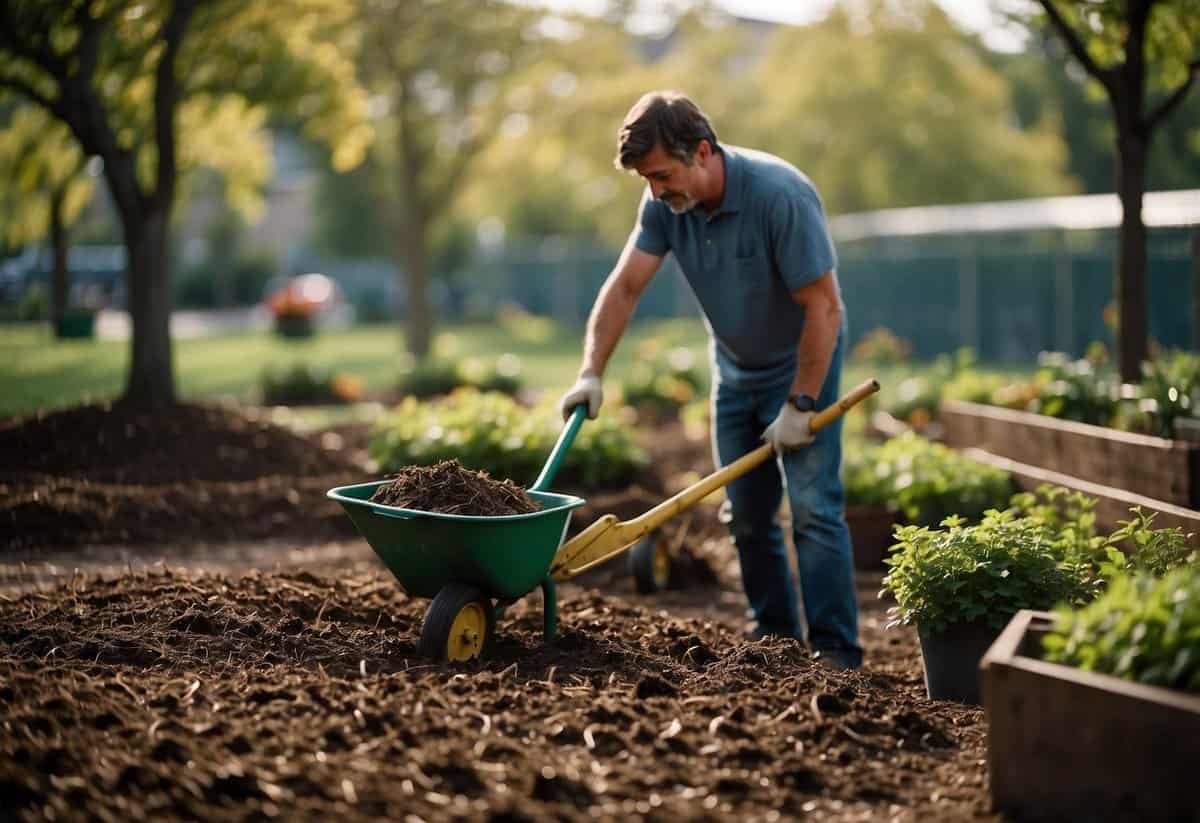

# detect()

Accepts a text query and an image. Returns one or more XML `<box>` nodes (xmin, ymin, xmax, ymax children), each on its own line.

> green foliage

<box><xmin>1043</xmin><ymin>565</ymin><xmax>1200</xmax><ymax>693</ymax></box>
<box><xmin>620</xmin><ymin>345</ymin><xmax>707</xmax><ymax>415</ymax></box>
<box><xmin>0</xmin><ymin>105</ymin><xmax>94</xmax><ymax>249</ymax></box>
<box><xmin>850</xmin><ymin>328</ymin><xmax>913</xmax><ymax>367</ymax></box>
<box><xmin>260</xmin><ymin>364</ymin><xmax>361</xmax><ymax>406</ymax></box>
<box><xmin>881</xmin><ymin>510</ymin><xmax>1091</xmax><ymax>635</ymax></box>
<box><xmin>885</xmin><ymin>348</ymin><xmax>978</xmax><ymax>426</ymax></box>
<box><xmin>747</xmin><ymin>1</ymin><xmax>1077</xmax><ymax>214</ymax></box>
<box><xmin>841</xmin><ymin>432</ymin><xmax>1012</xmax><ymax>523</ymax></box>
<box><xmin>368</xmin><ymin>390</ymin><xmax>644</xmax><ymax>488</ymax></box>
<box><xmin>1030</xmin><ymin>351</ymin><xmax>1118</xmax><ymax>426</ymax></box>
<box><xmin>1137</xmin><ymin>349</ymin><xmax>1200</xmax><ymax>438</ymax></box>
<box><xmin>1106</xmin><ymin>508</ymin><xmax>1198</xmax><ymax>577</ymax></box>
<box><xmin>398</xmin><ymin>355</ymin><xmax>524</xmax><ymax>399</ymax></box>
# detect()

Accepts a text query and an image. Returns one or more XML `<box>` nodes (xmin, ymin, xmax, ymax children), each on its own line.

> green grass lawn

<box><xmin>0</xmin><ymin>315</ymin><xmax>969</xmax><ymax>421</ymax></box>
<box><xmin>0</xmin><ymin>317</ymin><xmax>712</xmax><ymax>419</ymax></box>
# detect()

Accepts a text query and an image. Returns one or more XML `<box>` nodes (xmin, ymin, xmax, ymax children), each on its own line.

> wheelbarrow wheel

<box><xmin>629</xmin><ymin>530</ymin><xmax>673</xmax><ymax>594</ymax></box>
<box><xmin>419</xmin><ymin>583</ymin><xmax>496</xmax><ymax>661</ymax></box>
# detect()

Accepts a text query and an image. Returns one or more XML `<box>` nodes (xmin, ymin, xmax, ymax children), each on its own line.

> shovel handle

<box><xmin>549</xmin><ymin>378</ymin><xmax>880</xmax><ymax>581</ymax></box>
<box><xmin>531</xmin><ymin>404</ymin><xmax>588</xmax><ymax>492</ymax></box>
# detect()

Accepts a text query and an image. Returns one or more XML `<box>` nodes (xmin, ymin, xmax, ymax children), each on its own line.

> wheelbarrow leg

<box><xmin>540</xmin><ymin>576</ymin><xmax>557</xmax><ymax>642</ymax></box>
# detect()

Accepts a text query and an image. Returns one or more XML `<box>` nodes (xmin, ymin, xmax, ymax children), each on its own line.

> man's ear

<box><xmin>695</xmin><ymin>139</ymin><xmax>712</xmax><ymax>165</ymax></box>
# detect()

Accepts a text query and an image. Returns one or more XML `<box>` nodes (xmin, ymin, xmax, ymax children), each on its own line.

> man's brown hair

<box><xmin>614</xmin><ymin>91</ymin><xmax>720</xmax><ymax>170</ymax></box>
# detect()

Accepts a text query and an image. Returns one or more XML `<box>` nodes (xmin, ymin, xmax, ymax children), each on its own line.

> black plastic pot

<box><xmin>918</xmin><ymin>619</ymin><xmax>1004</xmax><ymax>704</ymax></box>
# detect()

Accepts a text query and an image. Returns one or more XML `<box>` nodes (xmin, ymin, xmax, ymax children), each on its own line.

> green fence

<box><xmin>465</xmin><ymin>227</ymin><xmax>1195</xmax><ymax>363</ymax></box>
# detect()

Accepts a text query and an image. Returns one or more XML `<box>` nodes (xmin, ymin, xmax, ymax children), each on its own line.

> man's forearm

<box><xmin>790</xmin><ymin>300</ymin><xmax>842</xmax><ymax>399</ymax></box>
<box><xmin>580</xmin><ymin>275</ymin><xmax>638</xmax><ymax>378</ymax></box>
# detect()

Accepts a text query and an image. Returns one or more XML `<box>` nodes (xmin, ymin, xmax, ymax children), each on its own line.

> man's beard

<box><xmin>661</xmin><ymin>191</ymin><xmax>698</xmax><ymax>214</ymax></box>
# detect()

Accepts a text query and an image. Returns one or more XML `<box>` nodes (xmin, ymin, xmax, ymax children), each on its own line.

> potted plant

<box><xmin>982</xmin><ymin>564</ymin><xmax>1200</xmax><ymax>821</ymax></box>
<box><xmin>881</xmin><ymin>510</ymin><xmax>1088</xmax><ymax>704</ymax></box>
<box><xmin>269</xmin><ymin>289</ymin><xmax>318</xmax><ymax>338</ymax></box>
<box><xmin>841</xmin><ymin>438</ymin><xmax>900</xmax><ymax>571</ymax></box>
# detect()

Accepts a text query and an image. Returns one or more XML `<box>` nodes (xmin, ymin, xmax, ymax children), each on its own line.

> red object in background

<box><xmin>266</xmin><ymin>273</ymin><xmax>339</xmax><ymax>319</ymax></box>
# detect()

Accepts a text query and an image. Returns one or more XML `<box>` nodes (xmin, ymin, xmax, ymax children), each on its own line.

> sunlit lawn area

<box><xmin>0</xmin><ymin>317</ymin><xmax>714</xmax><ymax>419</ymax></box>
<box><xmin>0</xmin><ymin>316</ymin><xmax>978</xmax><ymax>421</ymax></box>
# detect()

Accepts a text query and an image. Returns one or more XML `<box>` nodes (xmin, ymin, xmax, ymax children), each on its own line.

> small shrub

<box><xmin>621</xmin><ymin>344</ymin><xmax>707</xmax><ymax>415</ymax></box>
<box><xmin>261</xmin><ymin>364</ymin><xmax>362</xmax><ymax>405</ymax></box>
<box><xmin>881</xmin><ymin>511</ymin><xmax>1090</xmax><ymax>635</ymax></box>
<box><xmin>368</xmin><ymin>389</ymin><xmax>644</xmax><ymax>488</ymax></box>
<box><xmin>842</xmin><ymin>432</ymin><xmax>1012</xmax><ymax>525</ymax></box>
<box><xmin>398</xmin><ymin>355</ymin><xmax>524</xmax><ymax>399</ymax></box>
<box><xmin>1042</xmin><ymin>565</ymin><xmax>1200</xmax><ymax>693</ymax></box>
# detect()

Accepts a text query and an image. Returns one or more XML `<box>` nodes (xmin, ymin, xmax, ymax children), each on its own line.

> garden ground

<box><xmin>0</xmin><ymin>397</ymin><xmax>999</xmax><ymax>821</ymax></box>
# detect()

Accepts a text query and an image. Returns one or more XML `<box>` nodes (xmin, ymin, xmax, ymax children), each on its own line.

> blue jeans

<box><xmin>710</xmin><ymin>346</ymin><xmax>862</xmax><ymax>667</ymax></box>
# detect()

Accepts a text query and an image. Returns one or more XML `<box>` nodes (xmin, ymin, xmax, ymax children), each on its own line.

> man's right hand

<box><xmin>560</xmin><ymin>374</ymin><xmax>603</xmax><ymax>420</ymax></box>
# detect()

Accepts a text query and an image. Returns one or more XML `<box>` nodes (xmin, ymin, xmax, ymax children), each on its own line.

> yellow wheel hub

<box><xmin>652</xmin><ymin>540</ymin><xmax>671</xmax><ymax>587</ymax></box>
<box><xmin>446</xmin><ymin>602</ymin><xmax>488</xmax><ymax>661</ymax></box>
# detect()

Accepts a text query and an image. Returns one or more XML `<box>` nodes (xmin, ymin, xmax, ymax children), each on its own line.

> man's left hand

<box><xmin>763</xmin><ymin>405</ymin><xmax>815</xmax><ymax>452</ymax></box>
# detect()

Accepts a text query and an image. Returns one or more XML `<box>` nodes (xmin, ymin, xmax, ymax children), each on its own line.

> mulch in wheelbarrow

<box><xmin>0</xmin><ymin>567</ymin><xmax>996</xmax><ymax>821</ymax></box>
<box><xmin>370</xmin><ymin>460</ymin><xmax>541</xmax><ymax>516</ymax></box>
<box><xmin>0</xmin><ymin>403</ymin><xmax>361</xmax><ymax>551</ymax></box>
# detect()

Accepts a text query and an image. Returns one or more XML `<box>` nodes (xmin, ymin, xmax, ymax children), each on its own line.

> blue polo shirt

<box><xmin>631</xmin><ymin>145</ymin><xmax>841</xmax><ymax>387</ymax></box>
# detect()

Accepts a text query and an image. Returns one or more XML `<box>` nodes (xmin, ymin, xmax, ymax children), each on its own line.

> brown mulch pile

<box><xmin>0</xmin><ymin>567</ymin><xmax>995</xmax><ymax>822</ymax></box>
<box><xmin>370</xmin><ymin>460</ymin><xmax>540</xmax><ymax>516</ymax></box>
<box><xmin>0</xmin><ymin>403</ymin><xmax>361</xmax><ymax>551</ymax></box>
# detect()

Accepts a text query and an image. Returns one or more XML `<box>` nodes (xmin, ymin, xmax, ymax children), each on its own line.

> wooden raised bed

<box><xmin>982</xmin><ymin>610</ymin><xmax>1200</xmax><ymax>822</ymax></box>
<box><xmin>958</xmin><ymin>448</ymin><xmax>1200</xmax><ymax>547</ymax></box>
<box><xmin>940</xmin><ymin>399</ymin><xmax>1200</xmax><ymax>509</ymax></box>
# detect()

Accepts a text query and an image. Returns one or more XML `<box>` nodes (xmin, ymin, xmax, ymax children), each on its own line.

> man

<box><xmin>559</xmin><ymin>91</ymin><xmax>862</xmax><ymax>669</ymax></box>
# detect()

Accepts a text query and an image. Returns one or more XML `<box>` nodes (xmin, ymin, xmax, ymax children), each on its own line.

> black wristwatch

<box><xmin>790</xmin><ymin>393</ymin><xmax>817</xmax><ymax>412</ymax></box>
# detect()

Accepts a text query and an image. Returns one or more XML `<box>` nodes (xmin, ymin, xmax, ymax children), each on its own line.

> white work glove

<box><xmin>763</xmin><ymin>404</ymin><xmax>816</xmax><ymax>453</ymax></box>
<box><xmin>559</xmin><ymin>374</ymin><xmax>603</xmax><ymax>420</ymax></box>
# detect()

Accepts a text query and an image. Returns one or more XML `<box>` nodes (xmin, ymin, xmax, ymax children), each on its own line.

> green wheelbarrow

<box><xmin>327</xmin><ymin>378</ymin><xmax>879</xmax><ymax>661</ymax></box>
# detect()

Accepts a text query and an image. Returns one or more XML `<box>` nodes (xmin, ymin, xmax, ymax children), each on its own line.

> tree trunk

<box><xmin>396</xmin><ymin>217</ymin><xmax>432</xmax><ymax>359</ymax></box>
<box><xmin>1114</xmin><ymin>131</ymin><xmax>1149</xmax><ymax>383</ymax></box>
<box><xmin>121</xmin><ymin>207</ymin><xmax>176</xmax><ymax>408</ymax></box>
<box><xmin>48</xmin><ymin>186</ymin><xmax>70</xmax><ymax>336</ymax></box>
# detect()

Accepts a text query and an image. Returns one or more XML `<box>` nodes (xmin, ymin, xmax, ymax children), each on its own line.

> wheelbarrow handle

<box><xmin>530</xmin><ymin>404</ymin><xmax>588</xmax><ymax>493</ymax></box>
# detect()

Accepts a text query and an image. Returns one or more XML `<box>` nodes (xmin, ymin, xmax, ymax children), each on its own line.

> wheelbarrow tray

<box><xmin>327</xmin><ymin>481</ymin><xmax>585</xmax><ymax>600</ymax></box>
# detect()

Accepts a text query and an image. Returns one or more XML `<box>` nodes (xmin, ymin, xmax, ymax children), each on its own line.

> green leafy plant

<box><xmin>620</xmin><ymin>345</ymin><xmax>707</xmax><ymax>415</ymax></box>
<box><xmin>1029</xmin><ymin>351</ymin><xmax>1118</xmax><ymax>426</ymax></box>
<box><xmin>1011</xmin><ymin>486</ymin><xmax>1196</xmax><ymax>579</ymax></box>
<box><xmin>1042</xmin><ymin>565</ymin><xmax>1200</xmax><ymax>693</ymax></box>
<box><xmin>884</xmin><ymin>347</ymin><xmax>979</xmax><ymax>428</ymax></box>
<box><xmin>261</xmin><ymin>364</ymin><xmax>362</xmax><ymax>406</ymax></box>
<box><xmin>881</xmin><ymin>510</ymin><xmax>1091</xmax><ymax>635</ymax></box>
<box><xmin>1136</xmin><ymin>349</ymin><xmax>1199</xmax><ymax>439</ymax></box>
<box><xmin>368</xmin><ymin>389</ymin><xmax>644</xmax><ymax>488</ymax></box>
<box><xmin>842</xmin><ymin>432</ymin><xmax>1012</xmax><ymax>524</ymax></box>
<box><xmin>1105</xmin><ymin>508</ymin><xmax>1197</xmax><ymax>578</ymax></box>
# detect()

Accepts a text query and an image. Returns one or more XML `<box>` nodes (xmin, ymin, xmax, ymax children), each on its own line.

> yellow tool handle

<box><xmin>550</xmin><ymin>377</ymin><xmax>880</xmax><ymax>582</ymax></box>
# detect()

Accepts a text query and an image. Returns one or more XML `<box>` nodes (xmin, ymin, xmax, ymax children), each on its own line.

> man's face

<box><xmin>633</xmin><ymin>142</ymin><xmax>702</xmax><ymax>215</ymax></box>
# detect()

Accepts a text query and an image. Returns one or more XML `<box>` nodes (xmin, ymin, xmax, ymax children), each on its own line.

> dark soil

<box><xmin>370</xmin><ymin>460</ymin><xmax>541</xmax><ymax>516</ymax></box>
<box><xmin>0</xmin><ymin>567</ymin><xmax>995</xmax><ymax>822</ymax></box>
<box><xmin>0</xmin><ymin>403</ymin><xmax>361</xmax><ymax>551</ymax></box>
